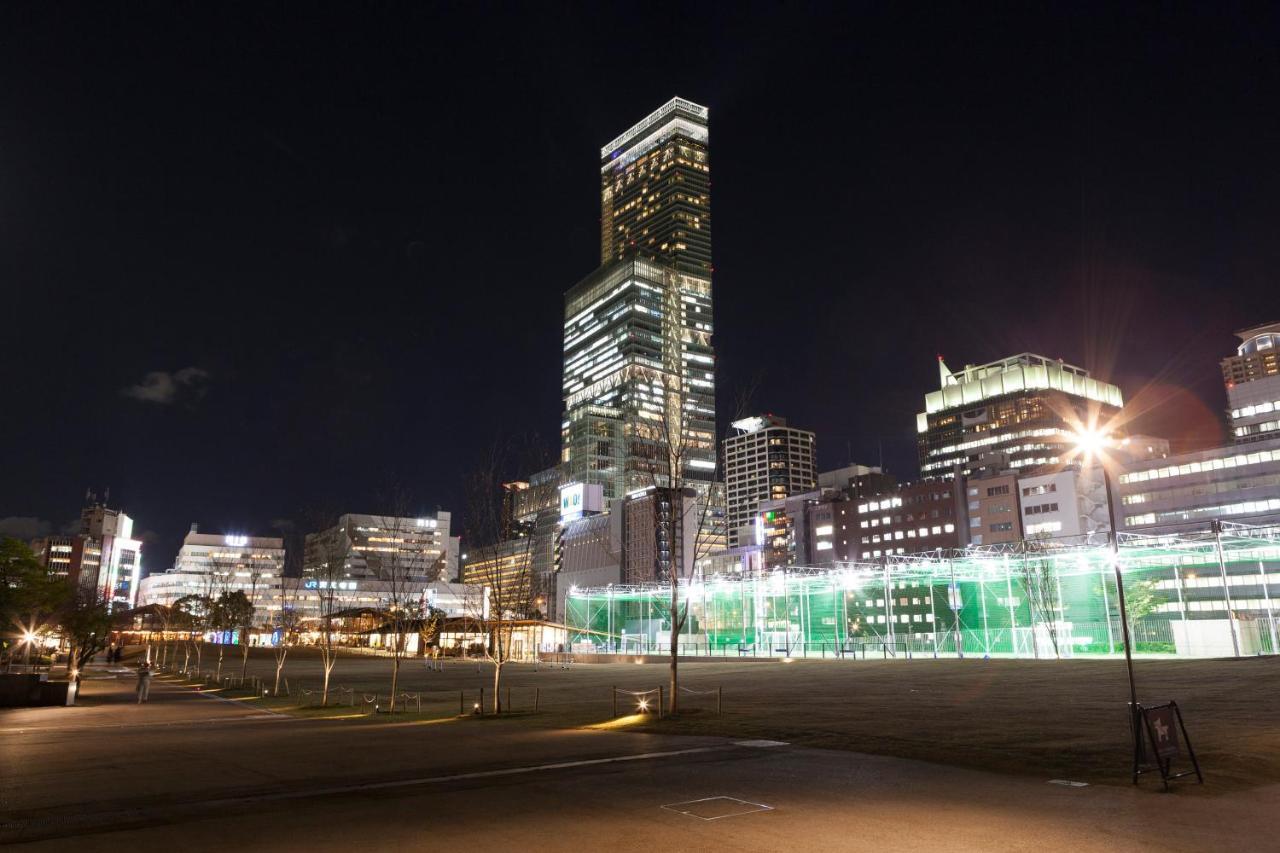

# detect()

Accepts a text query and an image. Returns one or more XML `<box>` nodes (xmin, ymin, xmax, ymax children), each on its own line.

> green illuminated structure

<box><xmin>565</xmin><ymin>524</ymin><xmax>1280</xmax><ymax>659</ymax></box>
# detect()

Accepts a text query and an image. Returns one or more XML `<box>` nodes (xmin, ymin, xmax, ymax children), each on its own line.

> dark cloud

<box><xmin>0</xmin><ymin>516</ymin><xmax>54</xmax><ymax>541</ymax></box>
<box><xmin>121</xmin><ymin>367</ymin><xmax>211</xmax><ymax>405</ymax></box>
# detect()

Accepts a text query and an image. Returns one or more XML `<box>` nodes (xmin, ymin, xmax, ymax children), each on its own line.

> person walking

<box><xmin>135</xmin><ymin>661</ymin><xmax>153</xmax><ymax>704</ymax></box>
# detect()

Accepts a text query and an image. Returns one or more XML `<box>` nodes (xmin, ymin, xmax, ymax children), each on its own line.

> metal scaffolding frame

<box><xmin>564</xmin><ymin>523</ymin><xmax>1280</xmax><ymax>660</ymax></box>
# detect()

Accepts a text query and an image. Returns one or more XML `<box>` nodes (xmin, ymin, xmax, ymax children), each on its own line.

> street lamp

<box><xmin>1073</xmin><ymin>428</ymin><xmax>1141</xmax><ymax>761</ymax></box>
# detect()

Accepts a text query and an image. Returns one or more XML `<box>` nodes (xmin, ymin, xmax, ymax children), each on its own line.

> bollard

<box><xmin>612</xmin><ymin>686</ymin><xmax>617</xmax><ymax>718</ymax></box>
<box><xmin>459</xmin><ymin>690</ymin><xmax>464</xmax><ymax>716</ymax></box>
<box><xmin>534</xmin><ymin>687</ymin><xmax>540</xmax><ymax>713</ymax></box>
<box><xmin>717</xmin><ymin>686</ymin><xmax>723</xmax><ymax>717</ymax></box>
<box><xmin>506</xmin><ymin>687</ymin><xmax>510</xmax><ymax>714</ymax></box>
<box><xmin>658</xmin><ymin>685</ymin><xmax>664</xmax><ymax>719</ymax></box>
<box><xmin>478</xmin><ymin>686</ymin><xmax>484</xmax><ymax>715</ymax></box>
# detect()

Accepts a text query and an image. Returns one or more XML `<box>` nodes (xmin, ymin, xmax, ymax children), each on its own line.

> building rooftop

<box><xmin>600</xmin><ymin>96</ymin><xmax>709</xmax><ymax>165</ymax></box>
<box><xmin>921</xmin><ymin>352</ymin><xmax>1123</xmax><ymax>418</ymax></box>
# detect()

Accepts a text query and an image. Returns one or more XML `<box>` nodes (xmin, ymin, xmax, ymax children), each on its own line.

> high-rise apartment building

<box><xmin>1224</xmin><ymin>322</ymin><xmax>1280</xmax><ymax>444</ymax></box>
<box><xmin>562</xmin><ymin>97</ymin><xmax>716</xmax><ymax>502</ymax></box>
<box><xmin>724</xmin><ymin>415</ymin><xmax>817</xmax><ymax>547</ymax></box>
<box><xmin>917</xmin><ymin>354</ymin><xmax>1124</xmax><ymax>479</ymax></box>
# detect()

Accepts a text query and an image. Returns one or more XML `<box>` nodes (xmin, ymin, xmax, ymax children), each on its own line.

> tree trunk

<box><xmin>195</xmin><ymin>642</ymin><xmax>203</xmax><ymax>674</ymax></box>
<box><xmin>492</xmin><ymin>659</ymin><xmax>502</xmax><ymax>714</ymax></box>
<box><xmin>273</xmin><ymin>650</ymin><xmax>286</xmax><ymax>697</ymax></box>
<box><xmin>216</xmin><ymin>645</ymin><xmax>224</xmax><ymax>680</ymax></box>
<box><xmin>669</xmin><ymin>575</ymin><xmax>680</xmax><ymax>715</ymax></box>
<box><xmin>389</xmin><ymin>639</ymin><xmax>401</xmax><ymax>713</ymax></box>
<box><xmin>321</xmin><ymin>654</ymin><xmax>334</xmax><ymax>704</ymax></box>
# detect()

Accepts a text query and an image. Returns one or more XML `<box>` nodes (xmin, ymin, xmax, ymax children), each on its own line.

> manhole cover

<box><xmin>662</xmin><ymin>796</ymin><xmax>774</xmax><ymax>821</ymax></box>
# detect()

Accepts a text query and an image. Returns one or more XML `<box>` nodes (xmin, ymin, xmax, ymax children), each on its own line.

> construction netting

<box><xmin>564</xmin><ymin>524</ymin><xmax>1280</xmax><ymax>659</ymax></box>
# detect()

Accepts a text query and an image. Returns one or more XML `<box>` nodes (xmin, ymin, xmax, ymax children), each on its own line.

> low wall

<box><xmin>0</xmin><ymin>674</ymin><xmax>74</xmax><ymax>707</ymax></box>
<box><xmin>537</xmin><ymin>652</ymin><xmax>775</xmax><ymax>665</ymax></box>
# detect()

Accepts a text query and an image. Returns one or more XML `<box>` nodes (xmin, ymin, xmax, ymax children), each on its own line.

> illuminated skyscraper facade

<box><xmin>562</xmin><ymin>98</ymin><xmax>716</xmax><ymax>501</ymax></box>
<box><xmin>600</xmin><ymin>97</ymin><xmax>711</xmax><ymax>276</ymax></box>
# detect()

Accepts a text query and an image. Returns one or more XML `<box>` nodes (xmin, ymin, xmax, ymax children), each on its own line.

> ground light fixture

<box><xmin>637</xmin><ymin>698</ymin><xmax>649</xmax><ymax>712</ymax></box>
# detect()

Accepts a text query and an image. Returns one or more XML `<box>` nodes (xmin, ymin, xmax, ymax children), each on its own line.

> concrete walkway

<box><xmin>3</xmin><ymin>672</ymin><xmax>1277</xmax><ymax>851</ymax></box>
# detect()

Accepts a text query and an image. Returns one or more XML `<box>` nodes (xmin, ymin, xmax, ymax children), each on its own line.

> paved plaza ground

<box><xmin>127</xmin><ymin>646</ymin><xmax>1280</xmax><ymax>787</ymax></box>
<box><xmin>3</xmin><ymin>648</ymin><xmax>1279</xmax><ymax>849</ymax></box>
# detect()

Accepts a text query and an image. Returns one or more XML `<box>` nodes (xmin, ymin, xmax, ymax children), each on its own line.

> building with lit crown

<box><xmin>917</xmin><ymin>354</ymin><xmax>1124</xmax><ymax>480</ymax></box>
<box><xmin>562</xmin><ymin>97</ymin><xmax>716</xmax><ymax>503</ymax></box>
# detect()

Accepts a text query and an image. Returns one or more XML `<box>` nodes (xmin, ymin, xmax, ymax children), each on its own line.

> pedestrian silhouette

<box><xmin>136</xmin><ymin>661</ymin><xmax>153</xmax><ymax>704</ymax></box>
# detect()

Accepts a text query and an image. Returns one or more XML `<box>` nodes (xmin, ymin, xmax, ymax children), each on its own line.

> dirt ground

<box><xmin>136</xmin><ymin>645</ymin><xmax>1280</xmax><ymax>790</ymax></box>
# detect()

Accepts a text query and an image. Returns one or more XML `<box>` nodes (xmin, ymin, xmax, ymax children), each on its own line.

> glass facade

<box><xmin>563</xmin><ymin>98</ymin><xmax>716</xmax><ymax>501</ymax></box>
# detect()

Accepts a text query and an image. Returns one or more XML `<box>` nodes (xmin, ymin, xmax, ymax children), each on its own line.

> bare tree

<box><xmin>303</xmin><ymin>510</ymin><xmax>348</xmax><ymax>705</ymax></box>
<box><xmin>1019</xmin><ymin>540</ymin><xmax>1062</xmax><ymax>659</ymax></box>
<box><xmin>370</xmin><ymin>489</ymin><xmax>421</xmax><ymax>714</ymax></box>
<box><xmin>463</xmin><ymin>438</ymin><xmax>544</xmax><ymax>714</ymax></box>
<box><xmin>206</xmin><ymin>552</ymin><xmax>236</xmax><ymax>680</ymax></box>
<box><xmin>635</xmin><ymin>366</ymin><xmax>756</xmax><ymax>715</ymax></box>
<box><xmin>271</xmin><ymin>574</ymin><xmax>302</xmax><ymax>695</ymax></box>
<box><xmin>173</xmin><ymin>593</ymin><xmax>209</xmax><ymax>674</ymax></box>
<box><xmin>238</xmin><ymin>558</ymin><xmax>267</xmax><ymax>681</ymax></box>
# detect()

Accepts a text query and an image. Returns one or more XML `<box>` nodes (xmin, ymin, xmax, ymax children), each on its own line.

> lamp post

<box><xmin>1076</xmin><ymin>430</ymin><xmax>1141</xmax><ymax>758</ymax></box>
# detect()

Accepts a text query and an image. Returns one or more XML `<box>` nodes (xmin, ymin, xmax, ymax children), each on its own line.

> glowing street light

<box><xmin>1073</xmin><ymin>427</ymin><xmax>1142</xmax><ymax>763</ymax></box>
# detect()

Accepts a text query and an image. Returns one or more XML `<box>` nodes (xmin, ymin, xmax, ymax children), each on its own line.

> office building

<box><xmin>461</xmin><ymin>537</ymin><xmax>537</xmax><ymax>616</ymax></box>
<box><xmin>1117</xmin><ymin>439</ymin><xmax>1280</xmax><ymax>532</ymax></box>
<box><xmin>561</xmin><ymin>256</ymin><xmax>716</xmax><ymax>500</ymax></box>
<box><xmin>600</xmin><ymin>97</ymin><xmax>710</xmax><ymax>276</ymax></box>
<box><xmin>723</xmin><ymin>415</ymin><xmax>817</xmax><ymax>547</ymax></box>
<box><xmin>1224</xmin><ymin>322</ymin><xmax>1280</xmax><ymax>444</ymax></box>
<box><xmin>562</xmin><ymin>97</ymin><xmax>716</xmax><ymax>503</ymax></box>
<box><xmin>853</xmin><ymin>480</ymin><xmax>964</xmax><ymax>559</ymax></box>
<box><xmin>1222</xmin><ymin>321</ymin><xmax>1280</xmax><ymax>386</ymax></box>
<box><xmin>31</xmin><ymin>495</ymin><xmax>143</xmax><ymax>609</ymax></box>
<box><xmin>303</xmin><ymin>512</ymin><xmax>458</xmax><ymax>583</ymax></box>
<box><xmin>818</xmin><ymin>464</ymin><xmax>897</xmax><ymax>501</ymax></box>
<box><xmin>138</xmin><ymin>525</ymin><xmax>285</xmax><ymax>616</ymax></box>
<box><xmin>917</xmin><ymin>354</ymin><xmax>1124</xmax><ymax>479</ymax></box>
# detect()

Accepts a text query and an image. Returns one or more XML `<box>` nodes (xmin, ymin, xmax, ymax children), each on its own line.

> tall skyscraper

<box><xmin>600</xmin><ymin>97</ymin><xmax>710</xmax><ymax>276</ymax></box>
<box><xmin>917</xmin><ymin>354</ymin><xmax>1124</xmax><ymax>480</ymax></box>
<box><xmin>562</xmin><ymin>97</ymin><xmax>716</xmax><ymax>501</ymax></box>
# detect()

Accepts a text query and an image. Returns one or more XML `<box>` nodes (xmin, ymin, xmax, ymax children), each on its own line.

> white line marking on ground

<box><xmin>1048</xmin><ymin>779</ymin><xmax>1089</xmax><ymax>787</ymax></box>
<box><xmin>662</xmin><ymin>796</ymin><xmax>775</xmax><ymax>820</ymax></box>
<box><xmin>734</xmin><ymin>739</ymin><xmax>789</xmax><ymax>747</ymax></box>
<box><xmin>194</xmin><ymin>745</ymin><xmax>730</xmax><ymax>808</ymax></box>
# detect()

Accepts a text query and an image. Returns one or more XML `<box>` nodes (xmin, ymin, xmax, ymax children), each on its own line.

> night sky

<box><xmin>3</xmin><ymin>3</ymin><xmax>1278</xmax><ymax>572</ymax></box>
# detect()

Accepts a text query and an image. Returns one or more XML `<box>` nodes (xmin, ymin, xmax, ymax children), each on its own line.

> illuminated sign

<box><xmin>303</xmin><ymin>580</ymin><xmax>357</xmax><ymax>591</ymax></box>
<box><xmin>560</xmin><ymin>483</ymin><xmax>585</xmax><ymax>522</ymax></box>
<box><xmin>224</xmin><ymin>535</ymin><xmax>248</xmax><ymax>547</ymax></box>
<box><xmin>560</xmin><ymin>482</ymin><xmax>604</xmax><ymax>523</ymax></box>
